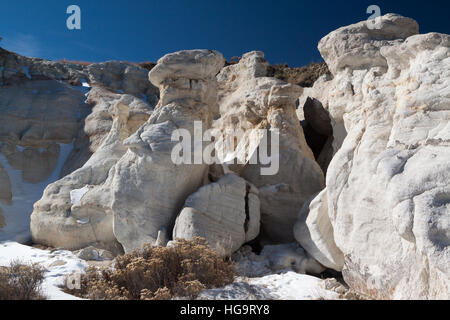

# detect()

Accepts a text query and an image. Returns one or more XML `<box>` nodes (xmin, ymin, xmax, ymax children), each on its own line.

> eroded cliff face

<box><xmin>294</xmin><ymin>14</ymin><xmax>449</xmax><ymax>299</ymax></box>
<box><xmin>110</xmin><ymin>50</ymin><xmax>225</xmax><ymax>252</ymax></box>
<box><xmin>214</xmin><ymin>51</ymin><xmax>325</xmax><ymax>243</ymax></box>
<box><xmin>0</xmin><ymin>47</ymin><xmax>158</xmax><ymax>245</ymax></box>
<box><xmin>1</xmin><ymin>13</ymin><xmax>448</xmax><ymax>300</ymax></box>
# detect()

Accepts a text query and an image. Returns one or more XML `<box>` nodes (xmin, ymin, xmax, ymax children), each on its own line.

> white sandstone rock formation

<box><xmin>30</xmin><ymin>91</ymin><xmax>153</xmax><ymax>253</ymax></box>
<box><xmin>173</xmin><ymin>173</ymin><xmax>260</xmax><ymax>257</ymax></box>
<box><xmin>0</xmin><ymin>79</ymin><xmax>89</xmax><ymax>241</ymax></box>
<box><xmin>295</xmin><ymin>14</ymin><xmax>450</xmax><ymax>299</ymax></box>
<box><xmin>215</xmin><ymin>51</ymin><xmax>325</xmax><ymax>243</ymax></box>
<box><xmin>294</xmin><ymin>190</ymin><xmax>344</xmax><ymax>271</ymax></box>
<box><xmin>110</xmin><ymin>50</ymin><xmax>225</xmax><ymax>252</ymax></box>
<box><xmin>1</xmin><ymin>45</ymin><xmax>158</xmax><ymax>245</ymax></box>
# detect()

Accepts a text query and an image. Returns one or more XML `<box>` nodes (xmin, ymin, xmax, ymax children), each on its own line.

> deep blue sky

<box><xmin>1</xmin><ymin>0</ymin><xmax>449</xmax><ymax>67</ymax></box>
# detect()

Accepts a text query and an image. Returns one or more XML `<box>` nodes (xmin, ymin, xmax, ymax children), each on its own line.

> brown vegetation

<box><xmin>56</xmin><ymin>59</ymin><xmax>157</xmax><ymax>71</ymax></box>
<box><xmin>63</xmin><ymin>237</ymin><xmax>235</xmax><ymax>300</ymax></box>
<box><xmin>0</xmin><ymin>260</ymin><xmax>46</xmax><ymax>300</ymax></box>
<box><xmin>57</xmin><ymin>59</ymin><xmax>93</xmax><ymax>66</ymax></box>
<box><xmin>137</xmin><ymin>61</ymin><xmax>157</xmax><ymax>71</ymax></box>
<box><xmin>267</xmin><ymin>61</ymin><xmax>331</xmax><ymax>87</ymax></box>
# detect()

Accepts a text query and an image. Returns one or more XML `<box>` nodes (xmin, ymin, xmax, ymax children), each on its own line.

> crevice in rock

<box><xmin>244</xmin><ymin>183</ymin><xmax>250</xmax><ymax>234</ymax></box>
<box><xmin>300</xmin><ymin>97</ymin><xmax>334</xmax><ymax>174</ymax></box>
<box><xmin>245</xmin><ymin>237</ymin><xmax>264</xmax><ymax>255</ymax></box>
<box><xmin>301</xmin><ymin>121</ymin><xmax>329</xmax><ymax>159</ymax></box>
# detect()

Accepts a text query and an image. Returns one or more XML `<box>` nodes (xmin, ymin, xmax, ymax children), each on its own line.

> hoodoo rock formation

<box><xmin>0</xmin><ymin>13</ymin><xmax>448</xmax><ymax>300</ymax></box>
<box><xmin>214</xmin><ymin>51</ymin><xmax>325</xmax><ymax>243</ymax></box>
<box><xmin>110</xmin><ymin>50</ymin><xmax>225</xmax><ymax>252</ymax></box>
<box><xmin>294</xmin><ymin>14</ymin><xmax>449</xmax><ymax>299</ymax></box>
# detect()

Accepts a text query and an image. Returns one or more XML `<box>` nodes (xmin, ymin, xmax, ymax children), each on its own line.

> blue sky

<box><xmin>1</xmin><ymin>0</ymin><xmax>449</xmax><ymax>67</ymax></box>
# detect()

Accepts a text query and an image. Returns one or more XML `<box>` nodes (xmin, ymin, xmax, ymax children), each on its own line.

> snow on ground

<box><xmin>0</xmin><ymin>143</ymin><xmax>74</xmax><ymax>242</ymax></box>
<box><xmin>0</xmin><ymin>241</ymin><xmax>87</xmax><ymax>300</ymax></box>
<box><xmin>198</xmin><ymin>272</ymin><xmax>341</xmax><ymax>300</ymax></box>
<box><xmin>199</xmin><ymin>245</ymin><xmax>342</xmax><ymax>300</ymax></box>
<box><xmin>248</xmin><ymin>272</ymin><xmax>340</xmax><ymax>300</ymax></box>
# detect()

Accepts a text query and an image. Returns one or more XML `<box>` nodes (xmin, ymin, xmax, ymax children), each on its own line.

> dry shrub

<box><xmin>267</xmin><ymin>61</ymin><xmax>331</xmax><ymax>87</ymax></box>
<box><xmin>137</xmin><ymin>61</ymin><xmax>157</xmax><ymax>71</ymax></box>
<box><xmin>57</xmin><ymin>59</ymin><xmax>93</xmax><ymax>66</ymax></box>
<box><xmin>64</xmin><ymin>237</ymin><xmax>235</xmax><ymax>300</ymax></box>
<box><xmin>55</xmin><ymin>60</ymin><xmax>157</xmax><ymax>71</ymax></box>
<box><xmin>0</xmin><ymin>260</ymin><xmax>46</xmax><ymax>300</ymax></box>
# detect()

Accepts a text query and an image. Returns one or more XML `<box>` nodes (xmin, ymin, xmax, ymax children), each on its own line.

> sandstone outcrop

<box><xmin>30</xmin><ymin>92</ymin><xmax>152</xmax><ymax>253</ymax></box>
<box><xmin>2</xmin><ymin>12</ymin><xmax>449</xmax><ymax>300</ymax></box>
<box><xmin>294</xmin><ymin>190</ymin><xmax>344</xmax><ymax>271</ymax></box>
<box><xmin>0</xmin><ymin>77</ymin><xmax>90</xmax><ymax>241</ymax></box>
<box><xmin>1</xmin><ymin>46</ymin><xmax>158</xmax><ymax>244</ymax></box>
<box><xmin>295</xmin><ymin>14</ymin><xmax>450</xmax><ymax>299</ymax></box>
<box><xmin>215</xmin><ymin>51</ymin><xmax>325</xmax><ymax>243</ymax></box>
<box><xmin>110</xmin><ymin>50</ymin><xmax>225</xmax><ymax>252</ymax></box>
<box><xmin>173</xmin><ymin>173</ymin><xmax>260</xmax><ymax>257</ymax></box>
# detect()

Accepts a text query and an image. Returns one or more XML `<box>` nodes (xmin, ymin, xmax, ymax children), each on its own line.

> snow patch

<box><xmin>70</xmin><ymin>185</ymin><xmax>90</xmax><ymax>206</ymax></box>
<box><xmin>22</xmin><ymin>66</ymin><xmax>31</xmax><ymax>79</ymax></box>
<box><xmin>75</xmin><ymin>79</ymin><xmax>91</xmax><ymax>95</ymax></box>
<box><xmin>0</xmin><ymin>241</ymin><xmax>87</xmax><ymax>300</ymax></box>
<box><xmin>199</xmin><ymin>272</ymin><xmax>341</xmax><ymax>300</ymax></box>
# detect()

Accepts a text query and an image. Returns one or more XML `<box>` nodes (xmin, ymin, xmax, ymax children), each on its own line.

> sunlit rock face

<box><xmin>294</xmin><ymin>14</ymin><xmax>450</xmax><ymax>299</ymax></box>
<box><xmin>1</xmin><ymin>12</ymin><xmax>449</xmax><ymax>300</ymax></box>
<box><xmin>110</xmin><ymin>50</ymin><xmax>225</xmax><ymax>253</ymax></box>
<box><xmin>0</xmin><ymin>47</ymin><xmax>158</xmax><ymax>247</ymax></box>
<box><xmin>30</xmin><ymin>92</ymin><xmax>152</xmax><ymax>253</ymax></box>
<box><xmin>173</xmin><ymin>173</ymin><xmax>260</xmax><ymax>257</ymax></box>
<box><xmin>214</xmin><ymin>51</ymin><xmax>325</xmax><ymax>243</ymax></box>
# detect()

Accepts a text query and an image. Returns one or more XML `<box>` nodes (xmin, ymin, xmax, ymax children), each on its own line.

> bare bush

<box><xmin>0</xmin><ymin>260</ymin><xmax>46</xmax><ymax>300</ymax></box>
<box><xmin>64</xmin><ymin>237</ymin><xmax>235</xmax><ymax>300</ymax></box>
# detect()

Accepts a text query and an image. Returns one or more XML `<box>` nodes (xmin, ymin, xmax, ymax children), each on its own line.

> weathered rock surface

<box><xmin>2</xmin><ymin>13</ymin><xmax>449</xmax><ymax>300</ymax></box>
<box><xmin>294</xmin><ymin>190</ymin><xmax>344</xmax><ymax>271</ymax></box>
<box><xmin>318</xmin><ymin>13</ymin><xmax>419</xmax><ymax>75</ymax></box>
<box><xmin>1</xmin><ymin>45</ymin><xmax>158</xmax><ymax>245</ymax></box>
<box><xmin>0</xmin><ymin>162</ymin><xmax>11</xmax><ymax>204</ymax></box>
<box><xmin>76</xmin><ymin>246</ymin><xmax>114</xmax><ymax>261</ymax></box>
<box><xmin>110</xmin><ymin>50</ymin><xmax>225</xmax><ymax>252</ymax></box>
<box><xmin>295</xmin><ymin>14</ymin><xmax>450</xmax><ymax>299</ymax></box>
<box><xmin>0</xmin><ymin>80</ymin><xmax>89</xmax><ymax>145</ymax></box>
<box><xmin>0</xmin><ymin>77</ymin><xmax>90</xmax><ymax>241</ymax></box>
<box><xmin>0</xmin><ymin>47</ymin><xmax>158</xmax><ymax>100</ymax></box>
<box><xmin>215</xmin><ymin>51</ymin><xmax>325</xmax><ymax>243</ymax></box>
<box><xmin>0</xmin><ymin>207</ymin><xmax>5</xmax><ymax>229</ymax></box>
<box><xmin>173</xmin><ymin>173</ymin><xmax>260</xmax><ymax>257</ymax></box>
<box><xmin>30</xmin><ymin>92</ymin><xmax>152</xmax><ymax>253</ymax></box>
